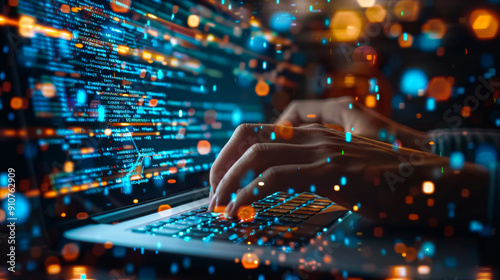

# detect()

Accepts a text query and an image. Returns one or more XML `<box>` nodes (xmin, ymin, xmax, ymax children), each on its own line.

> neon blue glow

<box><xmin>327</xmin><ymin>77</ymin><xmax>331</xmax><ymax>84</ymax></box>
<box><xmin>400</xmin><ymin>68</ymin><xmax>428</xmax><ymax>96</ymax></box>
<box><xmin>426</xmin><ymin>97</ymin><xmax>436</xmax><ymax>111</ymax></box>
<box><xmin>310</xmin><ymin>185</ymin><xmax>316</xmax><ymax>192</ymax></box>
<box><xmin>340</xmin><ymin>176</ymin><xmax>346</xmax><ymax>186</ymax></box>
<box><xmin>345</xmin><ymin>132</ymin><xmax>351</xmax><ymax>142</ymax></box>
<box><xmin>263</xmin><ymin>61</ymin><xmax>267</xmax><ymax>69</ymax></box>
<box><xmin>270</xmin><ymin>132</ymin><xmax>276</xmax><ymax>140</ymax></box>
<box><xmin>270</xmin><ymin>12</ymin><xmax>293</xmax><ymax>32</ymax></box>
<box><xmin>450</xmin><ymin>151</ymin><xmax>465</xmax><ymax>170</ymax></box>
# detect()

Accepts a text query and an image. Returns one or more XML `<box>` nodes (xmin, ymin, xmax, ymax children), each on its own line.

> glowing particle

<box><xmin>187</xmin><ymin>15</ymin><xmax>200</xmax><ymax>28</ymax></box>
<box><xmin>133</xmin><ymin>199</ymin><xmax>138</xmax><ymax>203</ymax></box>
<box><xmin>241</xmin><ymin>253</ymin><xmax>260</xmax><ymax>269</ymax></box>
<box><xmin>408</xmin><ymin>213</ymin><xmax>419</xmax><ymax>221</ymax></box>
<box><xmin>237</xmin><ymin>206</ymin><xmax>256</xmax><ymax>222</ymax></box>
<box><xmin>345</xmin><ymin>132</ymin><xmax>351</xmax><ymax>142</ymax></box>
<box><xmin>334</xmin><ymin>185</ymin><xmax>340</xmax><ymax>191</ymax></box>
<box><xmin>258</xmin><ymin>182</ymin><xmax>264</xmax><ymax>186</ymax></box>
<box><xmin>418</xmin><ymin>265</ymin><xmax>431</xmax><ymax>275</ymax></box>
<box><xmin>365</xmin><ymin>95</ymin><xmax>376</xmax><ymax>108</ymax></box>
<box><xmin>158</xmin><ymin>204</ymin><xmax>171</xmax><ymax>212</ymax></box>
<box><xmin>450</xmin><ymin>151</ymin><xmax>465</xmax><ymax>170</ymax></box>
<box><xmin>310</xmin><ymin>185</ymin><xmax>316</xmax><ymax>192</ymax></box>
<box><xmin>110</xmin><ymin>0</ymin><xmax>131</xmax><ymax>13</ymax></box>
<box><xmin>63</xmin><ymin>161</ymin><xmax>74</xmax><ymax>173</ymax></box>
<box><xmin>255</xmin><ymin>80</ymin><xmax>270</xmax><ymax>96</ymax></box>
<box><xmin>422</xmin><ymin>181</ymin><xmax>434</xmax><ymax>194</ymax></box>
<box><xmin>340</xmin><ymin>176</ymin><xmax>347</xmax><ymax>185</ymax></box>
<box><xmin>398</xmin><ymin>33</ymin><xmax>414</xmax><ymax>48</ymax></box>
<box><xmin>197</xmin><ymin>140</ymin><xmax>211</xmax><ymax>155</ymax></box>
<box><xmin>400</xmin><ymin>68</ymin><xmax>428</xmax><ymax>96</ymax></box>
<box><xmin>41</xmin><ymin>83</ymin><xmax>56</xmax><ymax>98</ymax></box>
<box><xmin>19</xmin><ymin>15</ymin><xmax>35</xmax><ymax>38</ymax></box>
<box><xmin>61</xmin><ymin>243</ymin><xmax>80</xmax><ymax>261</ymax></box>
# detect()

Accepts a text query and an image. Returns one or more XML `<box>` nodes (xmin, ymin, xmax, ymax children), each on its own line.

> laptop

<box><xmin>1</xmin><ymin>0</ymin><xmax>359</xmax><ymax>270</ymax></box>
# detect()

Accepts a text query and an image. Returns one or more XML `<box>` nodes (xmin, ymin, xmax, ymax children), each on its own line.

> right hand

<box><xmin>275</xmin><ymin>97</ymin><xmax>427</xmax><ymax>150</ymax></box>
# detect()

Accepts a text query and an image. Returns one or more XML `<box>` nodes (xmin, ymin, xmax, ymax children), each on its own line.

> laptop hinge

<box><xmin>92</xmin><ymin>187</ymin><xmax>210</xmax><ymax>224</ymax></box>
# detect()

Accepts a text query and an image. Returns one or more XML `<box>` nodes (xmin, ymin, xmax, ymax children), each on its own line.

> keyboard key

<box><xmin>132</xmin><ymin>227</ymin><xmax>149</xmax><ymax>233</ymax></box>
<box><xmin>285</xmin><ymin>214</ymin><xmax>310</xmax><ymax>219</ymax></box>
<box><xmin>146</xmin><ymin>222</ymin><xmax>164</xmax><ymax>228</ymax></box>
<box><xmin>186</xmin><ymin>216</ymin><xmax>209</xmax><ymax>223</ymax></box>
<box><xmin>303</xmin><ymin>205</ymin><xmax>326</xmax><ymax>209</ymax></box>
<box><xmin>293</xmin><ymin>210</ymin><xmax>316</xmax><ymax>215</ymax></box>
<box><xmin>301</xmin><ymin>206</ymin><xmax>347</xmax><ymax>226</ymax></box>
<box><xmin>175</xmin><ymin>220</ymin><xmax>200</xmax><ymax>227</ymax></box>
<box><xmin>282</xmin><ymin>217</ymin><xmax>303</xmax><ymax>223</ymax></box>
<box><xmin>266</xmin><ymin>208</ymin><xmax>291</xmax><ymax>214</ymax></box>
<box><xmin>154</xmin><ymin>228</ymin><xmax>181</xmax><ymax>236</ymax></box>
<box><xmin>162</xmin><ymin>224</ymin><xmax>190</xmax><ymax>231</ymax></box>
<box><xmin>186</xmin><ymin>229</ymin><xmax>211</xmax><ymax>238</ymax></box>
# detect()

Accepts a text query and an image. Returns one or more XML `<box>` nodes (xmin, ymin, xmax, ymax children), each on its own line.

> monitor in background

<box><xmin>0</xmin><ymin>0</ymin><xmax>301</xmax><ymax>224</ymax></box>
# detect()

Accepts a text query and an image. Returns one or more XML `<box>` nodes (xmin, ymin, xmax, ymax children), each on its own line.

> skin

<box><xmin>208</xmin><ymin>98</ymin><xmax>490</xmax><ymax>226</ymax></box>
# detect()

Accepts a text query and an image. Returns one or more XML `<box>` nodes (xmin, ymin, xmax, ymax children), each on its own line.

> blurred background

<box><xmin>243</xmin><ymin>0</ymin><xmax>500</xmax><ymax>131</ymax></box>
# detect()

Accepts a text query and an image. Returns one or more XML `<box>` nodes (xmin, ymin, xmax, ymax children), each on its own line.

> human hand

<box><xmin>275</xmin><ymin>97</ymin><xmax>427</xmax><ymax>150</ymax></box>
<box><xmin>208</xmin><ymin>123</ymin><xmax>489</xmax><ymax>226</ymax></box>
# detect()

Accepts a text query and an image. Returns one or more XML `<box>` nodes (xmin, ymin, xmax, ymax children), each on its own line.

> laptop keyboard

<box><xmin>131</xmin><ymin>192</ymin><xmax>348</xmax><ymax>248</ymax></box>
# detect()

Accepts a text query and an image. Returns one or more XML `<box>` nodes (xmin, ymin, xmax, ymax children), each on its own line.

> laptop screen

<box><xmin>0</xmin><ymin>0</ymin><xmax>303</xmax><ymax>223</ymax></box>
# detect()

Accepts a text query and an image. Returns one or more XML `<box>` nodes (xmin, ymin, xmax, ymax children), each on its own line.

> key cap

<box><xmin>146</xmin><ymin>222</ymin><xmax>164</xmax><ymax>228</ymax></box>
<box><xmin>186</xmin><ymin>216</ymin><xmax>209</xmax><ymax>223</ymax></box>
<box><xmin>175</xmin><ymin>220</ymin><xmax>200</xmax><ymax>227</ymax></box>
<box><xmin>132</xmin><ymin>227</ymin><xmax>149</xmax><ymax>233</ymax></box>
<box><xmin>302</xmin><ymin>206</ymin><xmax>347</xmax><ymax>226</ymax></box>
<box><xmin>154</xmin><ymin>228</ymin><xmax>181</xmax><ymax>236</ymax></box>
<box><xmin>293</xmin><ymin>210</ymin><xmax>316</xmax><ymax>215</ymax></box>
<box><xmin>266</xmin><ymin>208</ymin><xmax>291</xmax><ymax>214</ymax></box>
<box><xmin>303</xmin><ymin>205</ymin><xmax>326</xmax><ymax>209</ymax></box>
<box><xmin>285</xmin><ymin>214</ymin><xmax>310</xmax><ymax>219</ymax></box>
<box><xmin>299</xmin><ymin>207</ymin><xmax>321</xmax><ymax>212</ymax></box>
<box><xmin>186</xmin><ymin>229</ymin><xmax>211</xmax><ymax>238</ymax></box>
<box><xmin>162</xmin><ymin>224</ymin><xmax>190</xmax><ymax>231</ymax></box>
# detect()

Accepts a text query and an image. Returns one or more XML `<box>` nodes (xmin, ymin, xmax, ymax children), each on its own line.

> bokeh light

<box><xmin>394</xmin><ymin>0</ymin><xmax>420</xmax><ymax>21</ymax></box>
<box><xmin>365</xmin><ymin>5</ymin><xmax>387</xmax><ymax>23</ymax></box>
<box><xmin>400</xmin><ymin>68</ymin><xmax>428</xmax><ymax>96</ymax></box>
<box><xmin>356</xmin><ymin>0</ymin><xmax>376</xmax><ymax>8</ymax></box>
<box><xmin>470</xmin><ymin>9</ymin><xmax>499</xmax><ymax>39</ymax></box>
<box><xmin>331</xmin><ymin>11</ymin><xmax>363</xmax><ymax>42</ymax></box>
<box><xmin>270</xmin><ymin>12</ymin><xmax>292</xmax><ymax>32</ymax></box>
<box><xmin>422</xmin><ymin>18</ymin><xmax>447</xmax><ymax>39</ymax></box>
<box><xmin>427</xmin><ymin>77</ymin><xmax>452</xmax><ymax>101</ymax></box>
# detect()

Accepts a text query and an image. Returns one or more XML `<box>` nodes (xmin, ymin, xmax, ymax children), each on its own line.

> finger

<box><xmin>226</xmin><ymin>161</ymin><xmax>336</xmax><ymax>217</ymax></box>
<box><xmin>209</xmin><ymin>124</ymin><xmax>305</xmax><ymax>195</ymax></box>
<box><xmin>210</xmin><ymin>143</ymin><xmax>317</xmax><ymax>211</ymax></box>
<box><xmin>275</xmin><ymin>100</ymin><xmax>323</xmax><ymax>126</ymax></box>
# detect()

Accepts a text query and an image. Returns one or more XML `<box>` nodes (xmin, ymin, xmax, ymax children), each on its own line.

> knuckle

<box><xmin>235</xmin><ymin>123</ymin><xmax>254</xmax><ymax>136</ymax></box>
<box><xmin>263</xmin><ymin>166</ymin><xmax>283</xmax><ymax>182</ymax></box>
